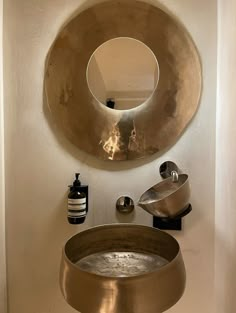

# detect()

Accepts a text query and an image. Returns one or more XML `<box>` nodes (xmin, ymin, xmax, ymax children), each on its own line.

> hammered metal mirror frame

<box><xmin>44</xmin><ymin>0</ymin><xmax>202</xmax><ymax>161</ymax></box>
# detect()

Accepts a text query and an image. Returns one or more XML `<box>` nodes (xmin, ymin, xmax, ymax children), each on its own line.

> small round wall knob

<box><xmin>116</xmin><ymin>196</ymin><xmax>135</xmax><ymax>214</ymax></box>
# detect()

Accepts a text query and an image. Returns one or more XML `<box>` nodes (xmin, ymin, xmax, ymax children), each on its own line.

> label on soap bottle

<box><xmin>68</xmin><ymin>197</ymin><xmax>87</xmax><ymax>218</ymax></box>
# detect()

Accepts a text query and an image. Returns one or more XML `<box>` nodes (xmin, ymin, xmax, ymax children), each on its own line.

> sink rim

<box><xmin>63</xmin><ymin>223</ymin><xmax>182</xmax><ymax>280</ymax></box>
<box><xmin>60</xmin><ymin>223</ymin><xmax>186</xmax><ymax>313</ymax></box>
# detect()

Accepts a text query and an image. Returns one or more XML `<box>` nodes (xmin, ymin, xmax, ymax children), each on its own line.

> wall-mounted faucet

<box><xmin>171</xmin><ymin>170</ymin><xmax>179</xmax><ymax>182</ymax></box>
<box><xmin>138</xmin><ymin>161</ymin><xmax>192</xmax><ymax>230</ymax></box>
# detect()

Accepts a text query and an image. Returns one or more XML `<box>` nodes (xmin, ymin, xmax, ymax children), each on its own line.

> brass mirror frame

<box><xmin>45</xmin><ymin>0</ymin><xmax>202</xmax><ymax>161</ymax></box>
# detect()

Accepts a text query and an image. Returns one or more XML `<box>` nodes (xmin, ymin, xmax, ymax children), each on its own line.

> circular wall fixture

<box><xmin>44</xmin><ymin>0</ymin><xmax>202</xmax><ymax>161</ymax></box>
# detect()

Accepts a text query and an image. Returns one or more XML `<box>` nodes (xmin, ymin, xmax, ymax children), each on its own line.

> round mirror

<box><xmin>87</xmin><ymin>37</ymin><xmax>159</xmax><ymax>110</ymax></box>
<box><xmin>45</xmin><ymin>0</ymin><xmax>202</xmax><ymax>161</ymax></box>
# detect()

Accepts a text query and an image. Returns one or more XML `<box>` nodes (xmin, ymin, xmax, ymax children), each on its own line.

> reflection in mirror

<box><xmin>87</xmin><ymin>37</ymin><xmax>159</xmax><ymax>110</ymax></box>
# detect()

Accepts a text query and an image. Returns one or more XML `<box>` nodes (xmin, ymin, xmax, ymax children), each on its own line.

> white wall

<box><xmin>215</xmin><ymin>1</ymin><xmax>236</xmax><ymax>312</ymax></box>
<box><xmin>3</xmin><ymin>1</ymin><xmax>217</xmax><ymax>313</ymax></box>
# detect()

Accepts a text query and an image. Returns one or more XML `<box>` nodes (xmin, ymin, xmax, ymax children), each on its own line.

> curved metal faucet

<box><xmin>137</xmin><ymin>161</ymin><xmax>191</xmax><ymax>219</ymax></box>
<box><xmin>171</xmin><ymin>170</ymin><xmax>179</xmax><ymax>182</ymax></box>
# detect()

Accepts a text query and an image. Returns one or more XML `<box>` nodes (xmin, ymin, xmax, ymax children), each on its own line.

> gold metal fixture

<box><xmin>45</xmin><ymin>0</ymin><xmax>202</xmax><ymax>160</ymax></box>
<box><xmin>60</xmin><ymin>224</ymin><xmax>185</xmax><ymax>313</ymax></box>
<box><xmin>138</xmin><ymin>174</ymin><xmax>190</xmax><ymax>218</ymax></box>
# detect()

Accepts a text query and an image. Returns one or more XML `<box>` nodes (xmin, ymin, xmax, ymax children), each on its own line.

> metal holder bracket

<box><xmin>159</xmin><ymin>161</ymin><xmax>180</xmax><ymax>179</ymax></box>
<box><xmin>153</xmin><ymin>204</ymin><xmax>192</xmax><ymax>231</ymax></box>
<box><xmin>152</xmin><ymin>161</ymin><xmax>192</xmax><ymax>231</ymax></box>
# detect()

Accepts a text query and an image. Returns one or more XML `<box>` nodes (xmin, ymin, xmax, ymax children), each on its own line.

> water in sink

<box><xmin>76</xmin><ymin>251</ymin><xmax>168</xmax><ymax>277</ymax></box>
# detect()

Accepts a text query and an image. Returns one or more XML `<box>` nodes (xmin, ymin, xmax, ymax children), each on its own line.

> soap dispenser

<box><xmin>68</xmin><ymin>173</ymin><xmax>88</xmax><ymax>224</ymax></box>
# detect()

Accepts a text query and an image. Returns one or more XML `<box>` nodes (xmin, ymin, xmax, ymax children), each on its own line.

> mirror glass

<box><xmin>87</xmin><ymin>37</ymin><xmax>159</xmax><ymax>110</ymax></box>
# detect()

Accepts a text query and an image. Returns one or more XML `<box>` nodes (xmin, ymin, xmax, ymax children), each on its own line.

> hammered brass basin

<box><xmin>138</xmin><ymin>174</ymin><xmax>190</xmax><ymax>218</ymax></box>
<box><xmin>60</xmin><ymin>224</ymin><xmax>185</xmax><ymax>313</ymax></box>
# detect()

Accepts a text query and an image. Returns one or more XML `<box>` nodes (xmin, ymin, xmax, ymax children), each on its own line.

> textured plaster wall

<box><xmin>4</xmin><ymin>0</ymin><xmax>216</xmax><ymax>313</ymax></box>
<box><xmin>215</xmin><ymin>1</ymin><xmax>236</xmax><ymax>312</ymax></box>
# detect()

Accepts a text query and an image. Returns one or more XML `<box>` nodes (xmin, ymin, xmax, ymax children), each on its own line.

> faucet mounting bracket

<box><xmin>153</xmin><ymin>204</ymin><xmax>192</xmax><ymax>231</ymax></box>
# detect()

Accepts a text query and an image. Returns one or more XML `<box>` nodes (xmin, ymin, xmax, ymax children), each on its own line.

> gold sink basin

<box><xmin>60</xmin><ymin>224</ymin><xmax>186</xmax><ymax>313</ymax></box>
<box><xmin>138</xmin><ymin>174</ymin><xmax>190</xmax><ymax>218</ymax></box>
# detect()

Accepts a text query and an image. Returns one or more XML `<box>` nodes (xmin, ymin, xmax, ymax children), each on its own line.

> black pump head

<box><xmin>73</xmin><ymin>173</ymin><xmax>81</xmax><ymax>186</ymax></box>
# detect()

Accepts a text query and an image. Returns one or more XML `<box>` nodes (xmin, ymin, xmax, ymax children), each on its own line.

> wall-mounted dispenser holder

<box><xmin>68</xmin><ymin>173</ymin><xmax>88</xmax><ymax>224</ymax></box>
<box><xmin>138</xmin><ymin>161</ymin><xmax>192</xmax><ymax>231</ymax></box>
